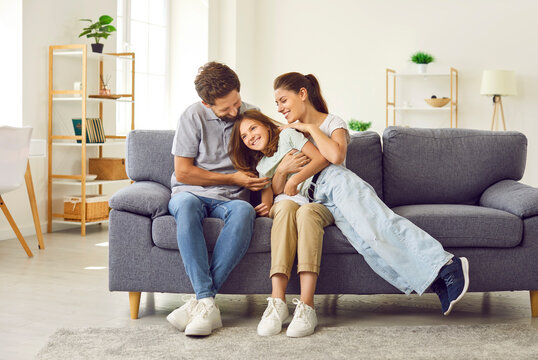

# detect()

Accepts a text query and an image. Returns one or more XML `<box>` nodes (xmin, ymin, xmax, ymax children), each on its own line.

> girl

<box><xmin>240</xmin><ymin>73</ymin><xmax>349</xmax><ymax>338</ymax></box>
<box><xmin>229</xmin><ymin>109</ymin><xmax>331</xmax><ymax>337</ymax></box>
<box><xmin>229</xmin><ymin>109</ymin><xmax>470</xmax><ymax>327</ymax></box>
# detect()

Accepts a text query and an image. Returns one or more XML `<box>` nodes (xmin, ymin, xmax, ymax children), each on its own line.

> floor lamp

<box><xmin>480</xmin><ymin>70</ymin><xmax>517</xmax><ymax>131</ymax></box>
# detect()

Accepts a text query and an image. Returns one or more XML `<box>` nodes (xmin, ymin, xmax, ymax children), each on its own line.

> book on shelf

<box><xmin>72</xmin><ymin>118</ymin><xmax>106</xmax><ymax>143</ymax></box>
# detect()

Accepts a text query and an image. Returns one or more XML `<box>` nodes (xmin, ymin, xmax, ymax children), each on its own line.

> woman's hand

<box><xmin>254</xmin><ymin>202</ymin><xmax>271</xmax><ymax>217</ymax></box>
<box><xmin>279</xmin><ymin>122</ymin><xmax>313</xmax><ymax>134</ymax></box>
<box><xmin>275</xmin><ymin>150</ymin><xmax>311</xmax><ymax>175</ymax></box>
<box><xmin>284</xmin><ymin>177</ymin><xmax>300</xmax><ymax>196</ymax></box>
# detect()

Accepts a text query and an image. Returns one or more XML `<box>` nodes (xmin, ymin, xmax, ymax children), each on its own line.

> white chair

<box><xmin>0</xmin><ymin>126</ymin><xmax>34</xmax><ymax>257</ymax></box>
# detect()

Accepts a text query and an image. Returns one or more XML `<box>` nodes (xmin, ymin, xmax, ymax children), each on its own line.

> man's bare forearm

<box><xmin>174</xmin><ymin>156</ymin><xmax>234</xmax><ymax>186</ymax></box>
<box><xmin>174</xmin><ymin>156</ymin><xmax>270</xmax><ymax>191</ymax></box>
<box><xmin>175</xmin><ymin>165</ymin><xmax>235</xmax><ymax>186</ymax></box>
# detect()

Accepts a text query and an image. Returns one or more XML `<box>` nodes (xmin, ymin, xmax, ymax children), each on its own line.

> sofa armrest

<box><xmin>479</xmin><ymin>180</ymin><xmax>538</xmax><ymax>218</ymax></box>
<box><xmin>109</xmin><ymin>181</ymin><xmax>170</xmax><ymax>218</ymax></box>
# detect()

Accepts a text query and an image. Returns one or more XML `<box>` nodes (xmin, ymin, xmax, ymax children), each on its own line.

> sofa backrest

<box><xmin>126</xmin><ymin>130</ymin><xmax>175</xmax><ymax>189</ymax></box>
<box><xmin>346</xmin><ymin>131</ymin><xmax>383</xmax><ymax>199</ymax></box>
<box><xmin>125</xmin><ymin>129</ymin><xmax>385</xmax><ymax>199</ymax></box>
<box><xmin>382</xmin><ymin>127</ymin><xmax>527</xmax><ymax>207</ymax></box>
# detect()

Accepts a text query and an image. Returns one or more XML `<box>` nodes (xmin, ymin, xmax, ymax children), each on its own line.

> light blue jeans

<box><xmin>168</xmin><ymin>192</ymin><xmax>255</xmax><ymax>299</ymax></box>
<box><xmin>312</xmin><ymin>165</ymin><xmax>453</xmax><ymax>295</ymax></box>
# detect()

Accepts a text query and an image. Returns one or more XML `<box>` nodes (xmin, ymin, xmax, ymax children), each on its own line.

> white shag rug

<box><xmin>36</xmin><ymin>323</ymin><xmax>538</xmax><ymax>360</ymax></box>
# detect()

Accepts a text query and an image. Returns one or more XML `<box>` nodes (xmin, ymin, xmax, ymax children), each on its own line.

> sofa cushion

<box><xmin>346</xmin><ymin>131</ymin><xmax>383</xmax><ymax>199</ymax></box>
<box><xmin>126</xmin><ymin>130</ymin><xmax>175</xmax><ymax>189</ymax></box>
<box><xmin>480</xmin><ymin>180</ymin><xmax>538</xmax><ymax>218</ymax></box>
<box><xmin>109</xmin><ymin>181</ymin><xmax>170</xmax><ymax>219</ymax></box>
<box><xmin>152</xmin><ymin>216</ymin><xmax>272</xmax><ymax>253</ymax></box>
<box><xmin>382</xmin><ymin>127</ymin><xmax>527</xmax><ymax>207</ymax></box>
<box><xmin>391</xmin><ymin>204</ymin><xmax>522</xmax><ymax>248</ymax></box>
<box><xmin>152</xmin><ymin>215</ymin><xmax>358</xmax><ymax>254</ymax></box>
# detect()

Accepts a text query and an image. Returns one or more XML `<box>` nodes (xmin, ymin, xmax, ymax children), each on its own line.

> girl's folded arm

<box><xmin>255</xmin><ymin>186</ymin><xmax>274</xmax><ymax>217</ymax></box>
<box><xmin>271</xmin><ymin>169</ymin><xmax>288</xmax><ymax>195</ymax></box>
<box><xmin>286</xmin><ymin>141</ymin><xmax>329</xmax><ymax>191</ymax></box>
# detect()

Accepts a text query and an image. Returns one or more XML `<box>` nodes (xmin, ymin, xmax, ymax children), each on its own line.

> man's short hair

<box><xmin>194</xmin><ymin>62</ymin><xmax>241</xmax><ymax>105</ymax></box>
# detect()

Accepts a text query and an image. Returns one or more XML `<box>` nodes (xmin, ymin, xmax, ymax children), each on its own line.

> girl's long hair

<box><xmin>273</xmin><ymin>72</ymin><xmax>328</xmax><ymax>114</ymax></box>
<box><xmin>229</xmin><ymin>110</ymin><xmax>281</xmax><ymax>173</ymax></box>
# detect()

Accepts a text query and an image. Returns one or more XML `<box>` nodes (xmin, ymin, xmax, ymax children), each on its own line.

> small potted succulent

<box><xmin>410</xmin><ymin>51</ymin><xmax>435</xmax><ymax>74</ymax></box>
<box><xmin>78</xmin><ymin>15</ymin><xmax>117</xmax><ymax>53</ymax></box>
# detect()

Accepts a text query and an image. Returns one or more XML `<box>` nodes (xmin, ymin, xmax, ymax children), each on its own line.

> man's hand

<box><xmin>276</xmin><ymin>150</ymin><xmax>311</xmax><ymax>175</ymax></box>
<box><xmin>232</xmin><ymin>171</ymin><xmax>270</xmax><ymax>191</ymax></box>
<box><xmin>284</xmin><ymin>176</ymin><xmax>299</xmax><ymax>196</ymax></box>
<box><xmin>254</xmin><ymin>202</ymin><xmax>271</xmax><ymax>217</ymax></box>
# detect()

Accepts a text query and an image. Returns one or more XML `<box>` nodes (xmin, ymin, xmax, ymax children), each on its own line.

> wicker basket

<box><xmin>424</xmin><ymin>98</ymin><xmax>450</xmax><ymax>107</ymax></box>
<box><xmin>64</xmin><ymin>195</ymin><xmax>109</xmax><ymax>222</ymax></box>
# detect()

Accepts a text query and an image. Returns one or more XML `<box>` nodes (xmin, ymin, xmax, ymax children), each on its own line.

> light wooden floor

<box><xmin>1</xmin><ymin>225</ymin><xmax>536</xmax><ymax>359</ymax></box>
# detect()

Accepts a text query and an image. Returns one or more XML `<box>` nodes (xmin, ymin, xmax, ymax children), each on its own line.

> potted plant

<box><xmin>410</xmin><ymin>51</ymin><xmax>435</xmax><ymax>74</ymax></box>
<box><xmin>348</xmin><ymin>119</ymin><xmax>372</xmax><ymax>133</ymax></box>
<box><xmin>78</xmin><ymin>15</ymin><xmax>117</xmax><ymax>53</ymax></box>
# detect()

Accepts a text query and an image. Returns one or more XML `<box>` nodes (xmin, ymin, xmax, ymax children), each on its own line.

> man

<box><xmin>166</xmin><ymin>62</ymin><xmax>269</xmax><ymax>336</ymax></box>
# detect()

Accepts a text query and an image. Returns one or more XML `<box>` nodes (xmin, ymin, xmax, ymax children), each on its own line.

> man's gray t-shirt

<box><xmin>170</xmin><ymin>101</ymin><xmax>258</xmax><ymax>201</ymax></box>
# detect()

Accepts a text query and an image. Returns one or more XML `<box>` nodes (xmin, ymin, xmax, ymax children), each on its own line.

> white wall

<box><xmin>0</xmin><ymin>0</ymin><xmax>116</xmax><ymax>240</ymax></box>
<box><xmin>211</xmin><ymin>0</ymin><xmax>538</xmax><ymax>188</ymax></box>
<box><xmin>4</xmin><ymin>0</ymin><xmax>538</xmax><ymax>240</ymax></box>
<box><xmin>0</xmin><ymin>0</ymin><xmax>22</xmax><ymax>127</ymax></box>
<box><xmin>169</xmin><ymin>0</ymin><xmax>208</xmax><ymax>128</ymax></box>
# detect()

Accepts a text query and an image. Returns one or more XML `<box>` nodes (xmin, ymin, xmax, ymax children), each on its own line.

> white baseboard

<box><xmin>0</xmin><ymin>222</ymin><xmax>82</xmax><ymax>241</ymax></box>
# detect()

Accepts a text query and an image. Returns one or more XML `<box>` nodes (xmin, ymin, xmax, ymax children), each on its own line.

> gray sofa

<box><xmin>109</xmin><ymin>126</ymin><xmax>538</xmax><ymax>319</ymax></box>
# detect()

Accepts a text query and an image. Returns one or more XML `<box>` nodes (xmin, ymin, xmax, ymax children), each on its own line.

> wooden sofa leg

<box><xmin>531</xmin><ymin>290</ymin><xmax>538</xmax><ymax>317</ymax></box>
<box><xmin>129</xmin><ymin>292</ymin><xmax>141</xmax><ymax>319</ymax></box>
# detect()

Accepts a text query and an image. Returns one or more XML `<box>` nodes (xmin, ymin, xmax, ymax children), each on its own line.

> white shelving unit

<box><xmin>385</xmin><ymin>68</ymin><xmax>458</xmax><ymax>128</ymax></box>
<box><xmin>48</xmin><ymin>44</ymin><xmax>135</xmax><ymax>236</ymax></box>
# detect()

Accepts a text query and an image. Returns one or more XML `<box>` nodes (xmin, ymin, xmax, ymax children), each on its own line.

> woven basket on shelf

<box><xmin>424</xmin><ymin>98</ymin><xmax>451</xmax><ymax>107</ymax></box>
<box><xmin>64</xmin><ymin>194</ymin><xmax>109</xmax><ymax>222</ymax></box>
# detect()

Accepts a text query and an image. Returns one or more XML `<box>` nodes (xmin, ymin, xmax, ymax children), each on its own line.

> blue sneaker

<box><xmin>430</xmin><ymin>277</ymin><xmax>450</xmax><ymax>315</ymax></box>
<box><xmin>438</xmin><ymin>257</ymin><xmax>470</xmax><ymax>315</ymax></box>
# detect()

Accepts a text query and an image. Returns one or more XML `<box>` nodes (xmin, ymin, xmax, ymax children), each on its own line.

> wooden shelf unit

<box><xmin>386</xmin><ymin>68</ymin><xmax>458</xmax><ymax>128</ymax></box>
<box><xmin>47</xmin><ymin>44</ymin><xmax>135</xmax><ymax>236</ymax></box>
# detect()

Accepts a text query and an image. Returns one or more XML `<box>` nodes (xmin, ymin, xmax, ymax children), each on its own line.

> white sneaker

<box><xmin>257</xmin><ymin>297</ymin><xmax>289</xmax><ymax>336</ymax></box>
<box><xmin>166</xmin><ymin>295</ymin><xmax>198</xmax><ymax>332</ymax></box>
<box><xmin>286</xmin><ymin>298</ymin><xmax>317</xmax><ymax>338</ymax></box>
<box><xmin>184</xmin><ymin>301</ymin><xmax>223</xmax><ymax>336</ymax></box>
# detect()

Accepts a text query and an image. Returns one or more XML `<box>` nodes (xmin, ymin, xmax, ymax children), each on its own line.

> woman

<box><xmin>270</xmin><ymin>73</ymin><xmax>468</xmax><ymax>313</ymax></box>
<box><xmin>238</xmin><ymin>72</ymin><xmax>469</xmax><ymax>320</ymax></box>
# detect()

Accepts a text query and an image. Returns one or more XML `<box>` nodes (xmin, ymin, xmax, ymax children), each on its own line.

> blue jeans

<box><xmin>168</xmin><ymin>192</ymin><xmax>255</xmax><ymax>299</ymax></box>
<box><xmin>313</xmin><ymin>165</ymin><xmax>453</xmax><ymax>295</ymax></box>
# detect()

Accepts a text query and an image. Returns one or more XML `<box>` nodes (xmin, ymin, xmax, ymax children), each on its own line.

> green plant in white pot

<box><xmin>78</xmin><ymin>15</ymin><xmax>117</xmax><ymax>53</ymax></box>
<box><xmin>410</xmin><ymin>51</ymin><xmax>435</xmax><ymax>74</ymax></box>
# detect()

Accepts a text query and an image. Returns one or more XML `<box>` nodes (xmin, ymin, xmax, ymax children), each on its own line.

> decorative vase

<box><xmin>91</xmin><ymin>43</ymin><xmax>104</xmax><ymax>53</ymax></box>
<box><xmin>417</xmin><ymin>64</ymin><xmax>428</xmax><ymax>74</ymax></box>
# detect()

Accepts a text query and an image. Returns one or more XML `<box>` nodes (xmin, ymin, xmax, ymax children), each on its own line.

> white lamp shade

<box><xmin>480</xmin><ymin>70</ymin><xmax>517</xmax><ymax>96</ymax></box>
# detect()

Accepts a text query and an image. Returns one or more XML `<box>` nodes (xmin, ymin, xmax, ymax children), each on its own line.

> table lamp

<box><xmin>480</xmin><ymin>70</ymin><xmax>517</xmax><ymax>130</ymax></box>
